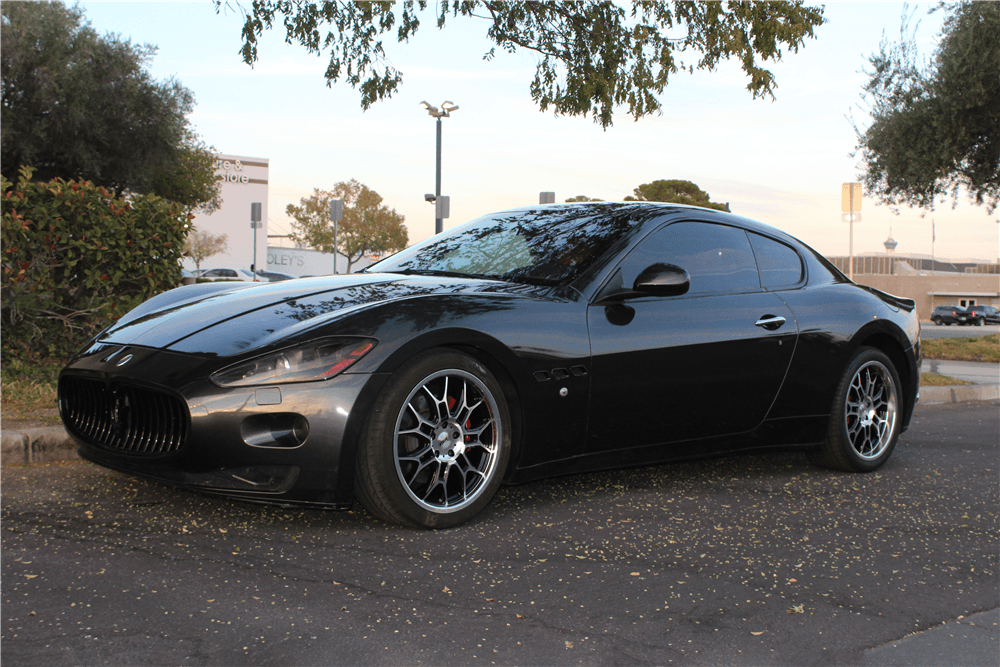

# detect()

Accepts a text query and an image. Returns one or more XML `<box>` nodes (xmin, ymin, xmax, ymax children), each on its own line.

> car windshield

<box><xmin>367</xmin><ymin>204</ymin><xmax>650</xmax><ymax>286</ymax></box>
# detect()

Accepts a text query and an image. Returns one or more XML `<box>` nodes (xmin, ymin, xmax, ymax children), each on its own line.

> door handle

<box><xmin>755</xmin><ymin>314</ymin><xmax>786</xmax><ymax>330</ymax></box>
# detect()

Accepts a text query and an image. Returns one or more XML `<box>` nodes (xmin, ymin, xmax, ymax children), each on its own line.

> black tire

<box><xmin>932</xmin><ymin>317</ymin><xmax>942</xmax><ymax>326</ymax></box>
<box><xmin>354</xmin><ymin>349</ymin><xmax>511</xmax><ymax>528</ymax></box>
<box><xmin>976</xmin><ymin>318</ymin><xmax>985</xmax><ymax>327</ymax></box>
<box><xmin>808</xmin><ymin>347</ymin><xmax>902</xmax><ymax>473</ymax></box>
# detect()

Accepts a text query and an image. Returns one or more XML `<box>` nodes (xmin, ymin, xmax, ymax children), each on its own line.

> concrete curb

<box><xmin>919</xmin><ymin>384</ymin><xmax>1000</xmax><ymax>405</ymax></box>
<box><xmin>1</xmin><ymin>426</ymin><xmax>79</xmax><ymax>466</ymax></box>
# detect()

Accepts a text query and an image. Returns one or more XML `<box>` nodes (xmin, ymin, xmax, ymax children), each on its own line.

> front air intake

<box><xmin>59</xmin><ymin>376</ymin><xmax>189</xmax><ymax>455</ymax></box>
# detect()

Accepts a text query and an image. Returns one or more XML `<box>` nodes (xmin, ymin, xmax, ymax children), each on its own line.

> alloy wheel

<box><xmin>393</xmin><ymin>369</ymin><xmax>501</xmax><ymax>513</ymax></box>
<box><xmin>844</xmin><ymin>360</ymin><xmax>898</xmax><ymax>460</ymax></box>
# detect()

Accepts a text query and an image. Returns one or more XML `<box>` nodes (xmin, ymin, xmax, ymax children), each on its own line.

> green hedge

<box><xmin>1</xmin><ymin>166</ymin><xmax>191</xmax><ymax>362</ymax></box>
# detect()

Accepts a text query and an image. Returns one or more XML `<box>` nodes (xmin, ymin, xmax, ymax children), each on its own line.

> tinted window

<box><xmin>620</xmin><ymin>222</ymin><xmax>760</xmax><ymax>295</ymax></box>
<box><xmin>748</xmin><ymin>233</ymin><xmax>803</xmax><ymax>289</ymax></box>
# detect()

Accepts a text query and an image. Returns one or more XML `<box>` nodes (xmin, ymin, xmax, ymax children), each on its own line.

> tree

<box><xmin>183</xmin><ymin>228</ymin><xmax>229</xmax><ymax>274</ymax></box>
<box><xmin>287</xmin><ymin>180</ymin><xmax>409</xmax><ymax>273</ymax></box>
<box><xmin>222</xmin><ymin>1</ymin><xmax>824</xmax><ymax>128</ymax></box>
<box><xmin>2</xmin><ymin>167</ymin><xmax>191</xmax><ymax>362</ymax></box>
<box><xmin>624</xmin><ymin>179</ymin><xmax>729</xmax><ymax>211</ymax></box>
<box><xmin>1</xmin><ymin>1</ymin><xmax>221</xmax><ymax>213</ymax></box>
<box><xmin>853</xmin><ymin>3</ymin><xmax>1000</xmax><ymax>213</ymax></box>
<box><xmin>565</xmin><ymin>195</ymin><xmax>603</xmax><ymax>202</ymax></box>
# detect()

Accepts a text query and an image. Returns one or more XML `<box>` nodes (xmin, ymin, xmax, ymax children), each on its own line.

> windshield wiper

<box><xmin>387</xmin><ymin>268</ymin><xmax>560</xmax><ymax>286</ymax></box>
<box><xmin>504</xmin><ymin>274</ymin><xmax>563</xmax><ymax>286</ymax></box>
<box><xmin>388</xmin><ymin>268</ymin><xmax>496</xmax><ymax>280</ymax></box>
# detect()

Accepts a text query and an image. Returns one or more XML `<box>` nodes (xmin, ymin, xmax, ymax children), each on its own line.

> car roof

<box><xmin>499</xmin><ymin>201</ymin><xmax>803</xmax><ymax>245</ymax></box>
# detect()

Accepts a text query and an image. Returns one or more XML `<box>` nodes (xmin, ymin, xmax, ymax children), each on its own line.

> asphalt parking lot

<box><xmin>3</xmin><ymin>400</ymin><xmax>998</xmax><ymax>666</ymax></box>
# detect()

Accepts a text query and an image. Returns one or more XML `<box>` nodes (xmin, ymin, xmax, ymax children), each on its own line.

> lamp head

<box><xmin>420</xmin><ymin>100</ymin><xmax>441</xmax><ymax>117</ymax></box>
<box><xmin>420</xmin><ymin>100</ymin><xmax>458</xmax><ymax>118</ymax></box>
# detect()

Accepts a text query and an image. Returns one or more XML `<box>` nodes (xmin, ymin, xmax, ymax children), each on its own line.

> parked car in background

<box><xmin>966</xmin><ymin>305</ymin><xmax>1000</xmax><ymax>325</ymax></box>
<box><xmin>930</xmin><ymin>305</ymin><xmax>971</xmax><ymax>326</ymax></box>
<box><xmin>199</xmin><ymin>268</ymin><xmax>259</xmax><ymax>282</ymax></box>
<box><xmin>256</xmin><ymin>270</ymin><xmax>298</xmax><ymax>282</ymax></box>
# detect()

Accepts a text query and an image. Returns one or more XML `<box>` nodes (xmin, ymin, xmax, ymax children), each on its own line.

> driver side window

<box><xmin>620</xmin><ymin>222</ymin><xmax>760</xmax><ymax>296</ymax></box>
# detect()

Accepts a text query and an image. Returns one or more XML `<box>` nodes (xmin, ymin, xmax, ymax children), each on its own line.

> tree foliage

<box><xmin>624</xmin><ymin>179</ymin><xmax>729</xmax><ymax>211</ymax></box>
<box><xmin>853</xmin><ymin>2</ymin><xmax>1000</xmax><ymax>213</ymax></box>
<box><xmin>565</xmin><ymin>195</ymin><xmax>603</xmax><ymax>202</ymax></box>
<box><xmin>1</xmin><ymin>167</ymin><xmax>191</xmax><ymax>362</ymax></box>
<box><xmin>222</xmin><ymin>0</ymin><xmax>824</xmax><ymax>128</ymax></box>
<box><xmin>1</xmin><ymin>1</ymin><xmax>221</xmax><ymax>213</ymax></box>
<box><xmin>183</xmin><ymin>228</ymin><xmax>229</xmax><ymax>273</ymax></box>
<box><xmin>287</xmin><ymin>180</ymin><xmax>409</xmax><ymax>273</ymax></box>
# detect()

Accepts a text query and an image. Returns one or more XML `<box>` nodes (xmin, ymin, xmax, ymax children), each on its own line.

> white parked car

<box><xmin>255</xmin><ymin>270</ymin><xmax>298</xmax><ymax>282</ymax></box>
<box><xmin>199</xmin><ymin>268</ymin><xmax>259</xmax><ymax>282</ymax></box>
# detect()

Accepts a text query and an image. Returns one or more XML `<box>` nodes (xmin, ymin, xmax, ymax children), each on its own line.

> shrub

<box><xmin>1</xmin><ymin>166</ymin><xmax>191</xmax><ymax>362</ymax></box>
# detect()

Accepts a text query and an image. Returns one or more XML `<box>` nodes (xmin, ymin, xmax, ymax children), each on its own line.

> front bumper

<box><xmin>60</xmin><ymin>344</ymin><xmax>382</xmax><ymax>508</ymax></box>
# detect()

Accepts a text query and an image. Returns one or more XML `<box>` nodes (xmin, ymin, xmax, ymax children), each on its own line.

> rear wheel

<box><xmin>809</xmin><ymin>348</ymin><xmax>901</xmax><ymax>472</ymax></box>
<box><xmin>355</xmin><ymin>349</ymin><xmax>511</xmax><ymax>528</ymax></box>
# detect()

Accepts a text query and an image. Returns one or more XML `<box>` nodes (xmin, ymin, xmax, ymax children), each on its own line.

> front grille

<box><xmin>60</xmin><ymin>376</ymin><xmax>189</xmax><ymax>455</ymax></box>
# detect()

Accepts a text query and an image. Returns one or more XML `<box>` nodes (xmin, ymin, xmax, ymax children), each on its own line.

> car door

<box><xmin>586</xmin><ymin>221</ymin><xmax>798</xmax><ymax>454</ymax></box>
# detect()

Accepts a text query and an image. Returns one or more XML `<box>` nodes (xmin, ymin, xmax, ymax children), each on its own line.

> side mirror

<box><xmin>633</xmin><ymin>263</ymin><xmax>690</xmax><ymax>297</ymax></box>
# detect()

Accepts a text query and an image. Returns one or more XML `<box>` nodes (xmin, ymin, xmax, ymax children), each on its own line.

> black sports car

<box><xmin>59</xmin><ymin>203</ymin><xmax>921</xmax><ymax>528</ymax></box>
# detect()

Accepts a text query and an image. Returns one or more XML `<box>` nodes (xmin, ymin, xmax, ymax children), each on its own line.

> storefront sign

<box><xmin>215</xmin><ymin>158</ymin><xmax>250</xmax><ymax>184</ymax></box>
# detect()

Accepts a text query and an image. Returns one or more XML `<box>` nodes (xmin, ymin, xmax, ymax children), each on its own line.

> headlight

<box><xmin>211</xmin><ymin>338</ymin><xmax>376</xmax><ymax>387</ymax></box>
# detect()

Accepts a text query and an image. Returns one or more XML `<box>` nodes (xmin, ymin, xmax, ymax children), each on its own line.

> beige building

<box><xmin>186</xmin><ymin>154</ymin><xmax>269</xmax><ymax>273</ymax></box>
<box><xmin>827</xmin><ymin>254</ymin><xmax>1000</xmax><ymax>320</ymax></box>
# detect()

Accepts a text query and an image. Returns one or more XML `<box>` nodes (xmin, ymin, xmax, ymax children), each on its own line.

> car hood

<box><xmin>98</xmin><ymin>273</ymin><xmax>552</xmax><ymax>356</ymax></box>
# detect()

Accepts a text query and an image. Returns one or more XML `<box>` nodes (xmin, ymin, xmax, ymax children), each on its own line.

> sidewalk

<box><xmin>921</xmin><ymin>359</ymin><xmax>1000</xmax><ymax>384</ymax></box>
<box><xmin>861</xmin><ymin>606</ymin><xmax>998</xmax><ymax>666</ymax></box>
<box><xmin>919</xmin><ymin>359</ymin><xmax>1000</xmax><ymax>405</ymax></box>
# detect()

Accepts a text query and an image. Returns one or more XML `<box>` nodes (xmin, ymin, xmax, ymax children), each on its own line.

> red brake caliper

<box><xmin>446</xmin><ymin>396</ymin><xmax>472</xmax><ymax>438</ymax></box>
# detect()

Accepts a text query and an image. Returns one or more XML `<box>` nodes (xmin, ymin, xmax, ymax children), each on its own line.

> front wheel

<box><xmin>809</xmin><ymin>348</ymin><xmax>902</xmax><ymax>472</ymax></box>
<box><xmin>355</xmin><ymin>349</ymin><xmax>511</xmax><ymax>528</ymax></box>
<box><xmin>976</xmin><ymin>318</ymin><xmax>985</xmax><ymax>326</ymax></box>
<box><xmin>932</xmin><ymin>317</ymin><xmax>943</xmax><ymax>326</ymax></box>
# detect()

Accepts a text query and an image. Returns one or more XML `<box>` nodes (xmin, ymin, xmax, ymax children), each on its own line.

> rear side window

<box><xmin>621</xmin><ymin>221</ymin><xmax>760</xmax><ymax>295</ymax></box>
<box><xmin>748</xmin><ymin>233</ymin><xmax>803</xmax><ymax>289</ymax></box>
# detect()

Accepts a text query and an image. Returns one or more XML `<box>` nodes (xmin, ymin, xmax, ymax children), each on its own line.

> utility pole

<box><xmin>421</xmin><ymin>101</ymin><xmax>459</xmax><ymax>235</ymax></box>
<box><xmin>842</xmin><ymin>183</ymin><xmax>862</xmax><ymax>281</ymax></box>
<box><xmin>330</xmin><ymin>199</ymin><xmax>343</xmax><ymax>275</ymax></box>
<box><xmin>250</xmin><ymin>202</ymin><xmax>262</xmax><ymax>281</ymax></box>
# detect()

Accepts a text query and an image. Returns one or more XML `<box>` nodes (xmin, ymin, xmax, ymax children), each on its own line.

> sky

<box><xmin>73</xmin><ymin>0</ymin><xmax>999</xmax><ymax>262</ymax></box>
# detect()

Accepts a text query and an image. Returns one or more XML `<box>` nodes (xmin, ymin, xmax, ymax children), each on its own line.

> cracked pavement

<box><xmin>2</xmin><ymin>400</ymin><xmax>998</xmax><ymax>665</ymax></box>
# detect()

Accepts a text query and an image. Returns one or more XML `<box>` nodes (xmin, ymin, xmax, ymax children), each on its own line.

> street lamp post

<box><xmin>841</xmin><ymin>182</ymin><xmax>862</xmax><ymax>281</ymax></box>
<box><xmin>421</xmin><ymin>101</ymin><xmax>459</xmax><ymax>235</ymax></box>
<box><xmin>250</xmin><ymin>202</ymin><xmax>262</xmax><ymax>281</ymax></box>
